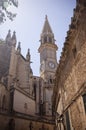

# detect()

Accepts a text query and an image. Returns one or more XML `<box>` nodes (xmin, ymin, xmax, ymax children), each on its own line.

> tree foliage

<box><xmin>0</xmin><ymin>0</ymin><xmax>18</xmax><ymax>24</ymax></box>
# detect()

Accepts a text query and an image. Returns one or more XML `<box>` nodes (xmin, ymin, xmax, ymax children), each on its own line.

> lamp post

<box><xmin>55</xmin><ymin>113</ymin><xmax>65</xmax><ymax>130</ymax></box>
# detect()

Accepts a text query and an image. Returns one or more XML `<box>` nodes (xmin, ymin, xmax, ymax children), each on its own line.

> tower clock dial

<box><xmin>48</xmin><ymin>61</ymin><xmax>55</xmax><ymax>69</ymax></box>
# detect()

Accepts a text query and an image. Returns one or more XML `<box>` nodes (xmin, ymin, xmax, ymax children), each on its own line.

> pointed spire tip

<box><xmin>28</xmin><ymin>48</ymin><xmax>30</xmax><ymax>53</ymax></box>
<box><xmin>8</xmin><ymin>29</ymin><xmax>11</xmax><ymax>33</ymax></box>
<box><xmin>45</xmin><ymin>15</ymin><xmax>48</xmax><ymax>20</ymax></box>
<box><xmin>17</xmin><ymin>41</ymin><xmax>21</xmax><ymax>53</ymax></box>
<box><xmin>13</xmin><ymin>31</ymin><xmax>16</xmax><ymax>34</ymax></box>
<box><xmin>18</xmin><ymin>42</ymin><xmax>21</xmax><ymax>47</ymax></box>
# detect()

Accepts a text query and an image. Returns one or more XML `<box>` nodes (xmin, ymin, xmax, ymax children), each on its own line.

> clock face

<box><xmin>48</xmin><ymin>61</ymin><xmax>55</xmax><ymax>69</ymax></box>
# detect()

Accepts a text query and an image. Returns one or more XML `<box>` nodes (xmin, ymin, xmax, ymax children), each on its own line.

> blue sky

<box><xmin>0</xmin><ymin>0</ymin><xmax>76</xmax><ymax>76</ymax></box>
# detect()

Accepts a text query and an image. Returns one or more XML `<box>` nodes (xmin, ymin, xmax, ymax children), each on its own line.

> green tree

<box><xmin>0</xmin><ymin>0</ymin><xmax>18</xmax><ymax>24</ymax></box>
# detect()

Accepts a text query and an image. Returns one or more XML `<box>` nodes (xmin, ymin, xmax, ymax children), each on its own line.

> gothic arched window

<box><xmin>49</xmin><ymin>37</ymin><xmax>52</xmax><ymax>43</ymax></box>
<box><xmin>32</xmin><ymin>83</ymin><xmax>36</xmax><ymax>99</ymax></box>
<box><xmin>48</xmin><ymin>76</ymin><xmax>53</xmax><ymax>84</ymax></box>
<box><xmin>44</xmin><ymin>36</ymin><xmax>47</xmax><ymax>43</ymax></box>
<box><xmin>82</xmin><ymin>94</ymin><xmax>86</xmax><ymax>112</ymax></box>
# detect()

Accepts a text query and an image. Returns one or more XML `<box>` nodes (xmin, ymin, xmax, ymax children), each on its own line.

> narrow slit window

<box><xmin>82</xmin><ymin>94</ymin><xmax>86</xmax><ymax>112</ymax></box>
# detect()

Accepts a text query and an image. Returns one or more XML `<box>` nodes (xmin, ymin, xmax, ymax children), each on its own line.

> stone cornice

<box><xmin>56</xmin><ymin>2</ymin><xmax>86</xmax><ymax>81</ymax></box>
<box><xmin>38</xmin><ymin>43</ymin><xmax>58</xmax><ymax>52</ymax></box>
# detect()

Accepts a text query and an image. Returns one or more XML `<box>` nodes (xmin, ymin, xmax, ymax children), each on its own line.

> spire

<box><xmin>42</xmin><ymin>15</ymin><xmax>53</xmax><ymax>34</ymax></box>
<box><xmin>11</xmin><ymin>31</ymin><xmax>17</xmax><ymax>47</ymax></box>
<box><xmin>26</xmin><ymin>48</ymin><xmax>30</xmax><ymax>61</ymax></box>
<box><xmin>5</xmin><ymin>30</ymin><xmax>11</xmax><ymax>44</ymax></box>
<box><xmin>17</xmin><ymin>42</ymin><xmax>21</xmax><ymax>53</ymax></box>
<box><xmin>45</xmin><ymin>15</ymin><xmax>47</xmax><ymax>20</ymax></box>
<box><xmin>40</xmin><ymin>15</ymin><xmax>55</xmax><ymax>44</ymax></box>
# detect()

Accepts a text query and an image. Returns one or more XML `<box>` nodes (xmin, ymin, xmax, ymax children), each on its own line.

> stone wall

<box><xmin>53</xmin><ymin>1</ymin><xmax>86</xmax><ymax>130</ymax></box>
<box><xmin>0</xmin><ymin>43</ymin><xmax>12</xmax><ymax>80</ymax></box>
<box><xmin>0</xmin><ymin>83</ymin><xmax>10</xmax><ymax>111</ymax></box>
<box><xmin>0</xmin><ymin>114</ymin><xmax>55</xmax><ymax>130</ymax></box>
<box><xmin>13</xmin><ymin>89</ymin><xmax>36</xmax><ymax>115</ymax></box>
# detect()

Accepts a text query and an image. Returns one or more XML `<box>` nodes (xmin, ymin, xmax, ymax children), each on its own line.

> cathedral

<box><xmin>0</xmin><ymin>1</ymin><xmax>86</xmax><ymax>130</ymax></box>
<box><xmin>0</xmin><ymin>15</ymin><xmax>57</xmax><ymax>130</ymax></box>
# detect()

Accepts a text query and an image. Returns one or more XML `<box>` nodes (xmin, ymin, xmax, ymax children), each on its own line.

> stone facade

<box><xmin>0</xmin><ymin>16</ymin><xmax>57</xmax><ymax>130</ymax></box>
<box><xmin>53</xmin><ymin>1</ymin><xmax>86</xmax><ymax>130</ymax></box>
<box><xmin>0</xmin><ymin>115</ymin><xmax>55</xmax><ymax>130</ymax></box>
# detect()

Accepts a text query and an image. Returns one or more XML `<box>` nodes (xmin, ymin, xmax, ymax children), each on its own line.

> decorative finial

<box><xmin>8</xmin><ymin>29</ymin><xmax>11</xmax><ymax>33</ymax></box>
<box><xmin>17</xmin><ymin>42</ymin><xmax>21</xmax><ymax>53</ymax></box>
<box><xmin>12</xmin><ymin>31</ymin><xmax>16</xmax><ymax>39</ymax></box>
<box><xmin>28</xmin><ymin>48</ymin><xmax>30</xmax><ymax>54</ymax></box>
<box><xmin>5</xmin><ymin>29</ymin><xmax>11</xmax><ymax>44</ymax></box>
<box><xmin>7</xmin><ymin>29</ymin><xmax>11</xmax><ymax>37</ymax></box>
<box><xmin>11</xmin><ymin>30</ymin><xmax>17</xmax><ymax>47</ymax></box>
<box><xmin>26</xmin><ymin>48</ymin><xmax>30</xmax><ymax>61</ymax></box>
<box><xmin>12</xmin><ymin>31</ymin><xmax>16</xmax><ymax>40</ymax></box>
<box><xmin>18</xmin><ymin>41</ymin><xmax>21</xmax><ymax>47</ymax></box>
<box><xmin>13</xmin><ymin>31</ymin><xmax>16</xmax><ymax>34</ymax></box>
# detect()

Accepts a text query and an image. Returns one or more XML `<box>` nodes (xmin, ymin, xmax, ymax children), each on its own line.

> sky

<box><xmin>0</xmin><ymin>0</ymin><xmax>76</xmax><ymax>76</ymax></box>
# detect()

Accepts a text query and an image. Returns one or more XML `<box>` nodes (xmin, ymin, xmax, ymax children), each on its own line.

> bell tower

<box><xmin>38</xmin><ymin>15</ymin><xmax>58</xmax><ymax>81</ymax></box>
